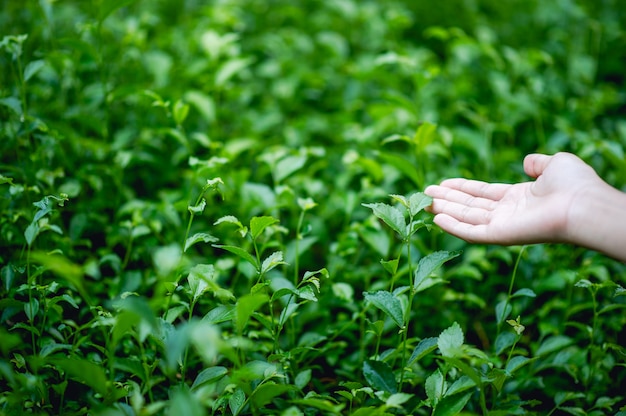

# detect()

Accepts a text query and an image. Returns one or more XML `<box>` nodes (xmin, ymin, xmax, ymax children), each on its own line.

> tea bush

<box><xmin>1</xmin><ymin>1</ymin><xmax>625</xmax><ymax>415</ymax></box>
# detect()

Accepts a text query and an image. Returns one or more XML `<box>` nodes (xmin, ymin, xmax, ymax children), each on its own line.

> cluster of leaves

<box><xmin>2</xmin><ymin>0</ymin><xmax>626</xmax><ymax>415</ymax></box>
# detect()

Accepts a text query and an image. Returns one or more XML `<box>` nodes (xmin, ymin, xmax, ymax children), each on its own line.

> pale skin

<box><xmin>424</xmin><ymin>152</ymin><xmax>626</xmax><ymax>262</ymax></box>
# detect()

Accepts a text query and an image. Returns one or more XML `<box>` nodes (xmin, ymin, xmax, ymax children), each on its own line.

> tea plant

<box><xmin>2</xmin><ymin>0</ymin><xmax>626</xmax><ymax>415</ymax></box>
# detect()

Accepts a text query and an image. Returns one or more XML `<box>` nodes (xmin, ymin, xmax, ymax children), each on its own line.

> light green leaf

<box><xmin>215</xmin><ymin>57</ymin><xmax>254</xmax><ymax>86</ymax></box>
<box><xmin>188</xmin><ymin>198</ymin><xmax>206</xmax><ymax>214</ymax></box>
<box><xmin>261</xmin><ymin>251</ymin><xmax>287</xmax><ymax>274</ymax></box>
<box><xmin>385</xmin><ymin>392</ymin><xmax>413</xmax><ymax>408</ymax></box>
<box><xmin>152</xmin><ymin>244</ymin><xmax>182</xmax><ymax>278</ymax></box>
<box><xmin>363</xmin><ymin>290</ymin><xmax>404</xmax><ymax>328</ymax></box>
<box><xmin>184</xmin><ymin>232</ymin><xmax>219</xmax><ymax>252</ymax></box>
<box><xmin>235</xmin><ymin>292</ymin><xmax>269</xmax><ymax>334</ymax></box>
<box><xmin>332</xmin><ymin>282</ymin><xmax>354</xmax><ymax>302</ymax></box>
<box><xmin>295</xmin><ymin>369</ymin><xmax>312</xmax><ymax>390</ymax></box>
<box><xmin>408</xmin><ymin>192</ymin><xmax>433</xmax><ymax>217</ymax></box>
<box><xmin>425</xmin><ymin>369</ymin><xmax>445</xmax><ymax>405</ymax></box>
<box><xmin>191</xmin><ymin>366</ymin><xmax>228</xmax><ymax>391</ymax></box>
<box><xmin>296</xmin><ymin>284</ymin><xmax>318</xmax><ymax>302</ymax></box>
<box><xmin>167</xmin><ymin>385</ymin><xmax>204</xmax><ymax>416</ymax></box>
<box><xmin>203</xmin><ymin>304</ymin><xmax>235</xmax><ymax>324</ymax></box>
<box><xmin>250</xmin><ymin>216</ymin><xmax>279</xmax><ymax>240</ymax></box>
<box><xmin>512</xmin><ymin>288</ymin><xmax>537</xmax><ymax>298</ymax></box>
<box><xmin>184</xmin><ymin>90</ymin><xmax>216</xmax><ymax>123</ymax></box>
<box><xmin>438</xmin><ymin>322</ymin><xmax>464</xmax><ymax>358</ymax></box>
<box><xmin>363</xmin><ymin>359</ymin><xmax>397</xmax><ymax>394</ymax></box>
<box><xmin>414</xmin><ymin>251</ymin><xmax>460</xmax><ymax>294</ymax></box>
<box><xmin>187</xmin><ymin>264</ymin><xmax>216</xmax><ymax>303</ymax></box>
<box><xmin>413</xmin><ymin>121</ymin><xmax>437</xmax><ymax>147</ymax></box>
<box><xmin>275</xmin><ymin>154</ymin><xmax>307</xmax><ymax>183</ymax></box>
<box><xmin>362</xmin><ymin>202</ymin><xmax>407</xmax><ymax>239</ymax></box>
<box><xmin>213</xmin><ymin>244</ymin><xmax>259</xmax><ymax>269</ymax></box>
<box><xmin>173</xmin><ymin>99</ymin><xmax>190</xmax><ymax>126</ymax></box>
<box><xmin>24</xmin><ymin>221</ymin><xmax>39</xmax><ymax>246</ymax></box>
<box><xmin>381</xmin><ymin>258</ymin><xmax>399</xmax><ymax>276</ymax></box>
<box><xmin>24</xmin><ymin>59</ymin><xmax>45</xmax><ymax>82</ymax></box>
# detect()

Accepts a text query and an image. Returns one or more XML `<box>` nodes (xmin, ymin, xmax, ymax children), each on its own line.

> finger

<box><xmin>434</xmin><ymin>178</ymin><xmax>511</xmax><ymax>201</ymax></box>
<box><xmin>523</xmin><ymin>153</ymin><xmax>553</xmax><ymax>178</ymax></box>
<box><xmin>424</xmin><ymin>185</ymin><xmax>497</xmax><ymax>211</ymax></box>
<box><xmin>429</xmin><ymin>198</ymin><xmax>491</xmax><ymax>225</ymax></box>
<box><xmin>432</xmin><ymin>213</ymin><xmax>490</xmax><ymax>243</ymax></box>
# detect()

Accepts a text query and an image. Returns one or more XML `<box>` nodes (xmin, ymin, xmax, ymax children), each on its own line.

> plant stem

<box><xmin>398</xmin><ymin>236</ymin><xmax>413</xmax><ymax>390</ymax></box>
<box><xmin>497</xmin><ymin>246</ymin><xmax>526</xmax><ymax>335</ymax></box>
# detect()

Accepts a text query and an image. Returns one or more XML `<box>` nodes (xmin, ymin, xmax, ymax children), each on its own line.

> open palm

<box><xmin>424</xmin><ymin>153</ymin><xmax>602</xmax><ymax>246</ymax></box>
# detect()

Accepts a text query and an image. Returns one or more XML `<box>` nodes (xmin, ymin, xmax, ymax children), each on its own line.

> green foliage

<box><xmin>1</xmin><ymin>0</ymin><xmax>626</xmax><ymax>415</ymax></box>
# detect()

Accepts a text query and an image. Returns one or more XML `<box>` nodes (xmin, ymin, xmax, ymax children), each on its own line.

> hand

<box><xmin>424</xmin><ymin>152</ymin><xmax>604</xmax><ymax>246</ymax></box>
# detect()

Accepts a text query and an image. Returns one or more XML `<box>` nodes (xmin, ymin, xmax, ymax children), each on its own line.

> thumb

<box><xmin>523</xmin><ymin>153</ymin><xmax>553</xmax><ymax>178</ymax></box>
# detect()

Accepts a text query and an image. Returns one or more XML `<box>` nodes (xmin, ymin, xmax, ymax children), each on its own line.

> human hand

<box><xmin>424</xmin><ymin>152</ymin><xmax>604</xmax><ymax>246</ymax></box>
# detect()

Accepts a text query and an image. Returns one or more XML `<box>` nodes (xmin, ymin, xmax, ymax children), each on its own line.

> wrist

<box><xmin>565</xmin><ymin>181</ymin><xmax>626</xmax><ymax>261</ymax></box>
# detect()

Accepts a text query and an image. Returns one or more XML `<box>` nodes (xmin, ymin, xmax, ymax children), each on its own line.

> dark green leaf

<box><xmin>433</xmin><ymin>392</ymin><xmax>472</xmax><ymax>416</ymax></box>
<box><xmin>363</xmin><ymin>359</ymin><xmax>397</xmax><ymax>394</ymax></box>
<box><xmin>229</xmin><ymin>388</ymin><xmax>246</xmax><ymax>416</ymax></box>
<box><xmin>408</xmin><ymin>337</ymin><xmax>438</xmax><ymax>365</ymax></box>
<box><xmin>363</xmin><ymin>290</ymin><xmax>404</xmax><ymax>328</ymax></box>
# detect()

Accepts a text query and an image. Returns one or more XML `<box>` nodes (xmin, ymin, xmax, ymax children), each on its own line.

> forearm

<box><xmin>566</xmin><ymin>183</ymin><xmax>626</xmax><ymax>262</ymax></box>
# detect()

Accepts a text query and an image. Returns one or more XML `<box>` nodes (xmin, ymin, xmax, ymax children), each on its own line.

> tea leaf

<box><xmin>214</xmin><ymin>244</ymin><xmax>259</xmax><ymax>269</ymax></box>
<box><xmin>50</xmin><ymin>357</ymin><xmax>111</xmax><ymax>397</ymax></box>
<box><xmin>24</xmin><ymin>59</ymin><xmax>45</xmax><ymax>82</ymax></box>
<box><xmin>235</xmin><ymin>292</ymin><xmax>269</xmax><ymax>334</ymax></box>
<box><xmin>187</xmin><ymin>264</ymin><xmax>216</xmax><ymax>303</ymax></box>
<box><xmin>188</xmin><ymin>198</ymin><xmax>206</xmax><ymax>214</ymax></box>
<box><xmin>250</xmin><ymin>216</ymin><xmax>279</xmax><ymax>240</ymax></box>
<box><xmin>168</xmin><ymin>385</ymin><xmax>204</xmax><ymax>416</ymax></box>
<box><xmin>506</xmin><ymin>356</ymin><xmax>532</xmax><ymax>374</ymax></box>
<box><xmin>425</xmin><ymin>369</ymin><xmax>445</xmax><ymax>405</ymax></box>
<box><xmin>362</xmin><ymin>203</ymin><xmax>407</xmax><ymax>239</ymax></box>
<box><xmin>295</xmin><ymin>369</ymin><xmax>312</xmax><ymax>390</ymax></box>
<box><xmin>363</xmin><ymin>359</ymin><xmax>397</xmax><ymax>394</ymax></box>
<box><xmin>191</xmin><ymin>366</ymin><xmax>228</xmax><ymax>391</ymax></box>
<box><xmin>250</xmin><ymin>383</ymin><xmax>296</xmax><ymax>408</ymax></box>
<box><xmin>433</xmin><ymin>392</ymin><xmax>472</xmax><ymax>416</ymax></box>
<box><xmin>408</xmin><ymin>337</ymin><xmax>438</xmax><ymax>365</ymax></box>
<box><xmin>363</xmin><ymin>290</ymin><xmax>404</xmax><ymax>328</ymax></box>
<box><xmin>408</xmin><ymin>192</ymin><xmax>433</xmax><ymax>217</ymax></box>
<box><xmin>438</xmin><ymin>322</ymin><xmax>464</xmax><ymax>358</ymax></box>
<box><xmin>229</xmin><ymin>388</ymin><xmax>246</xmax><ymax>416</ymax></box>
<box><xmin>261</xmin><ymin>251</ymin><xmax>287</xmax><ymax>275</ymax></box>
<box><xmin>413</xmin><ymin>251</ymin><xmax>460</xmax><ymax>294</ymax></box>
<box><xmin>184</xmin><ymin>232</ymin><xmax>219</xmax><ymax>252</ymax></box>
